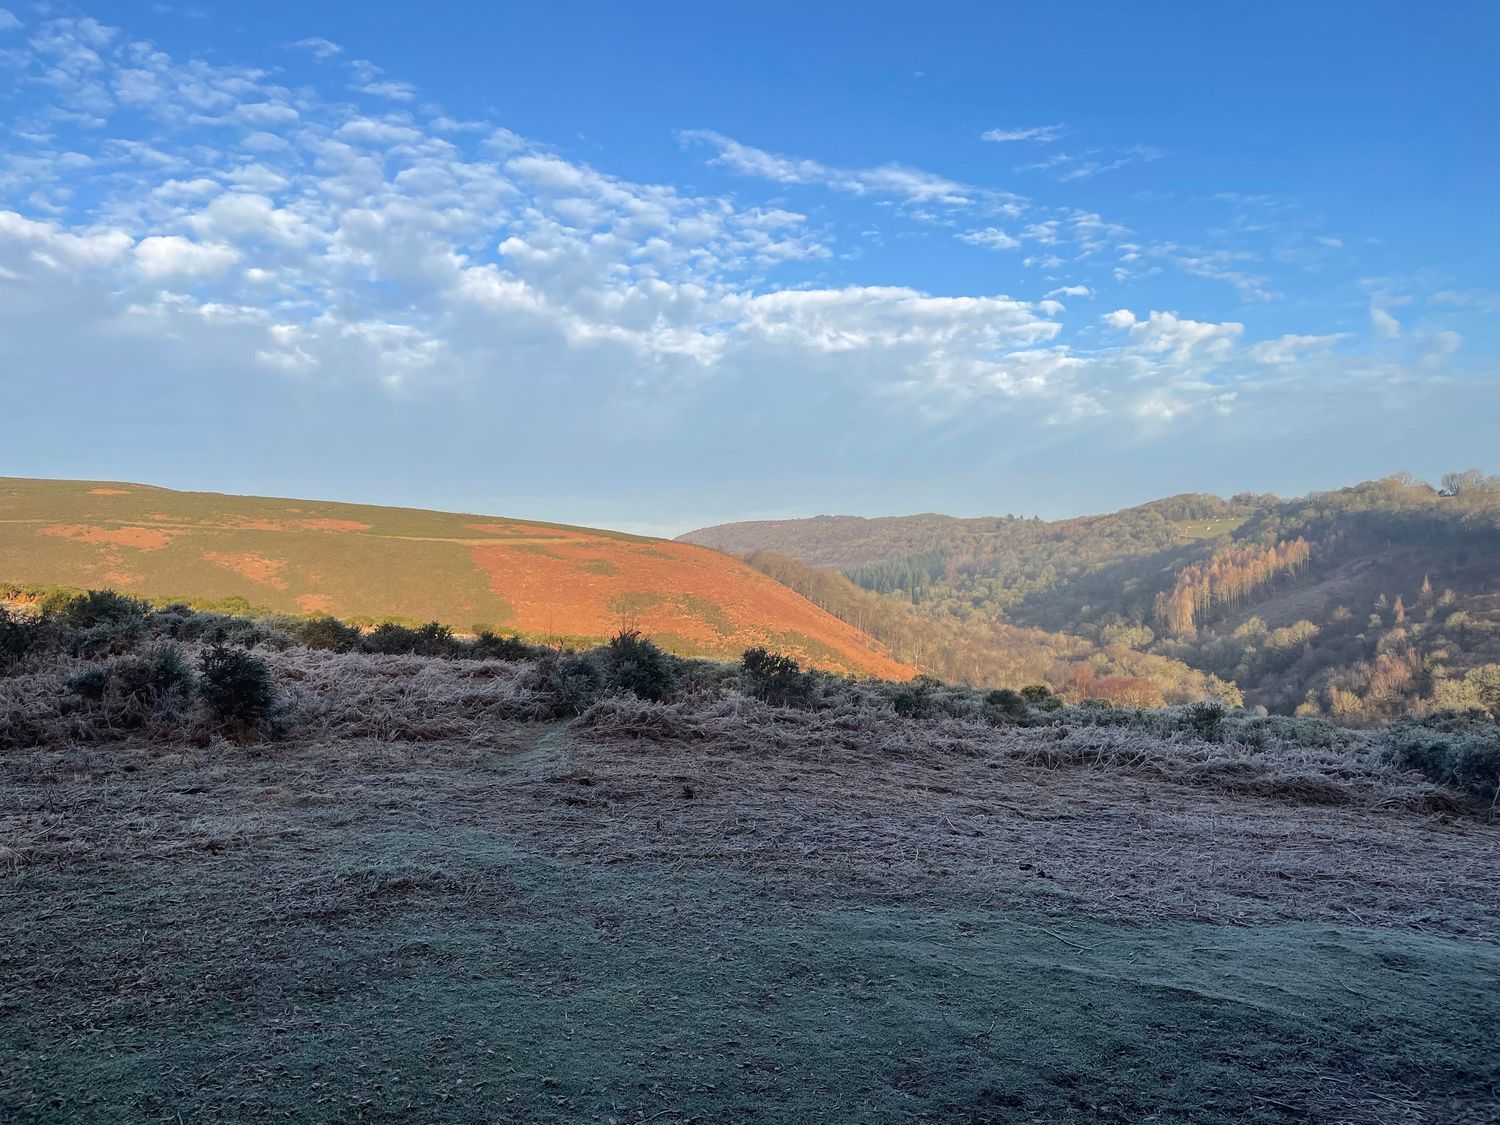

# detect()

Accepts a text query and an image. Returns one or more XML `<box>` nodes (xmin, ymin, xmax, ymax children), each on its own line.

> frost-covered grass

<box><xmin>4</xmin><ymin>604</ymin><xmax>1500</xmax><ymax>1121</ymax></box>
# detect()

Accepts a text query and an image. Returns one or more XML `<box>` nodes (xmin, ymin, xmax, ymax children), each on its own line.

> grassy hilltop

<box><xmin>0</xmin><ymin>477</ymin><xmax>911</xmax><ymax>680</ymax></box>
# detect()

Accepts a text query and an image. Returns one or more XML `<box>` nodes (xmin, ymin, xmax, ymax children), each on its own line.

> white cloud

<box><xmin>957</xmin><ymin>227</ymin><xmax>1019</xmax><ymax>250</ymax></box>
<box><xmin>1126</xmin><ymin>311</ymin><xmax>1242</xmax><ymax>363</ymax></box>
<box><xmin>0</xmin><ymin>7</ymin><xmax>1475</xmax><ymax>445</ymax></box>
<box><xmin>285</xmin><ymin>37</ymin><xmax>342</xmax><ymax>60</ymax></box>
<box><xmin>358</xmin><ymin>80</ymin><xmax>415</xmax><ymax>101</ymax></box>
<box><xmin>1421</xmin><ymin>330</ymin><xmax>1461</xmax><ymax>369</ymax></box>
<box><xmin>0</xmin><ymin>9</ymin><xmax>22</xmax><ymax>31</ymax></box>
<box><xmin>1247</xmin><ymin>333</ymin><xmax>1348</xmax><ymax>365</ymax></box>
<box><xmin>679</xmin><ymin>129</ymin><xmax>1000</xmax><ymax>208</ymax></box>
<box><xmin>1370</xmin><ymin>305</ymin><xmax>1401</xmax><ymax>338</ymax></box>
<box><xmin>981</xmin><ymin>124</ymin><xmax>1064</xmax><ymax>143</ymax></box>
<box><xmin>134</xmin><ymin>234</ymin><xmax>239</xmax><ymax>277</ymax></box>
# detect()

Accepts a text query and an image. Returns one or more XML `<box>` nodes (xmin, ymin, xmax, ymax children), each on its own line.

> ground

<box><xmin>2</xmin><ymin>652</ymin><xmax>1498</xmax><ymax>1123</ymax></box>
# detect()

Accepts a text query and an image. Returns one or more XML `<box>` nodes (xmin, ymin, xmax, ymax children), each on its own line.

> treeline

<box><xmin>1154</xmin><ymin>539</ymin><xmax>1310</xmax><ymax>637</ymax></box>
<box><xmin>690</xmin><ymin>472</ymin><xmax>1500</xmax><ymax>723</ymax></box>
<box><xmin>745</xmin><ymin>550</ymin><xmax>1237</xmax><ymax>705</ymax></box>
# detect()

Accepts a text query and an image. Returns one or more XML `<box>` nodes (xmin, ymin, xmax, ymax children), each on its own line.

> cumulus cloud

<box><xmin>957</xmin><ymin>227</ymin><xmax>1020</xmax><ymax>250</ymax></box>
<box><xmin>134</xmin><ymin>234</ymin><xmax>238</xmax><ymax>277</ymax></box>
<box><xmin>0</xmin><ymin>7</ymin><xmax>1471</xmax><ymax>441</ymax></box>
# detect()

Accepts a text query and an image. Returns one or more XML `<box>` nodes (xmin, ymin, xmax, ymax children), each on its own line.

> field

<box><xmin>0</xmin><ymin>478</ymin><xmax>910</xmax><ymax>679</ymax></box>
<box><xmin>4</xmin><ymin>643</ymin><xmax>1498</xmax><ymax>1123</ymax></box>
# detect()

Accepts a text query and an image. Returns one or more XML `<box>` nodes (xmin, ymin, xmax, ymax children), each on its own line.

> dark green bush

<box><xmin>740</xmin><ymin>647</ymin><xmax>814</xmax><ymax>708</ymax></box>
<box><xmin>199</xmin><ymin>645</ymin><xmax>276</xmax><ymax>730</ymax></box>
<box><xmin>0</xmin><ymin>607</ymin><xmax>41</xmax><ymax>673</ymax></box>
<box><xmin>1020</xmin><ymin>684</ymin><xmax>1056</xmax><ymax>704</ymax></box>
<box><xmin>63</xmin><ymin>590</ymin><xmax>151</xmax><ymax>629</ymax></box>
<box><xmin>467</xmin><ymin>630</ymin><xmax>540</xmax><ymax>662</ymax></box>
<box><xmin>890</xmin><ymin>674</ymin><xmax>948</xmax><ymax>719</ymax></box>
<box><xmin>67</xmin><ymin>643</ymin><xmax>197</xmax><ymax>727</ymax></box>
<box><xmin>602</xmin><ymin>629</ymin><xmax>676</xmax><ymax>702</ymax></box>
<box><xmin>285</xmin><ymin>615</ymin><xmax>364</xmax><ymax>652</ymax></box>
<box><xmin>985</xmin><ymin>688</ymin><xmax>1029</xmax><ymax>721</ymax></box>
<box><xmin>66</xmin><ymin>666</ymin><xmax>110</xmax><ymax>700</ymax></box>
<box><xmin>520</xmin><ymin>651</ymin><xmax>603</xmax><ymax>719</ymax></box>
<box><xmin>360</xmin><ymin>621</ymin><xmax>458</xmax><ymax>657</ymax></box>
<box><xmin>1383</xmin><ymin>713</ymin><xmax>1500</xmax><ymax>800</ymax></box>
<box><xmin>1181</xmin><ymin>700</ymin><xmax>1228</xmax><ymax>743</ymax></box>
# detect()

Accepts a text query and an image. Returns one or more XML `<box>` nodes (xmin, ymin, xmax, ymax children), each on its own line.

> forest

<box><xmin>684</xmin><ymin>474</ymin><xmax>1500</xmax><ymax>722</ymax></box>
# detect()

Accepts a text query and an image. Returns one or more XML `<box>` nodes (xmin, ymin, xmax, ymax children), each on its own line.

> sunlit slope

<box><xmin>0</xmin><ymin>478</ymin><xmax>913</xmax><ymax>678</ymax></box>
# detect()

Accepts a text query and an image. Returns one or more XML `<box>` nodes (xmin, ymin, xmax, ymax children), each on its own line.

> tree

<box><xmin>1440</xmin><ymin>469</ymin><xmax>1488</xmax><ymax>496</ymax></box>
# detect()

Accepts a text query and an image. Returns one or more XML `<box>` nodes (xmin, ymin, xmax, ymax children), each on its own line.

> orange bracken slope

<box><xmin>0</xmin><ymin>477</ymin><xmax>914</xmax><ymax>679</ymax></box>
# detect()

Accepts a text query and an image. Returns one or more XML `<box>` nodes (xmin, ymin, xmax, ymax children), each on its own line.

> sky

<box><xmin>1</xmin><ymin>1</ymin><xmax>1496</xmax><ymax>535</ymax></box>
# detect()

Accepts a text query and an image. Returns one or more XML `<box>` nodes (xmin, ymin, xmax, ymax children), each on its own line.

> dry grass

<box><xmin>3</xmin><ymin>646</ymin><xmax>1496</xmax><ymax>935</ymax></box>
<box><xmin>4</xmin><ymin>647</ymin><xmax>1499</xmax><ymax>1122</ymax></box>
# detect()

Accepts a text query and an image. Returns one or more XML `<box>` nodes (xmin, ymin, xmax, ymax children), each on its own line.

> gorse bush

<box><xmin>1181</xmin><ymin>700</ymin><xmax>1228</xmax><ymax>743</ymax></box>
<box><xmin>602</xmin><ymin>629</ymin><xmax>676</xmax><ymax>702</ymax></box>
<box><xmin>359</xmin><ymin>621</ymin><xmax>461</xmax><ymax>657</ymax></box>
<box><xmin>468</xmin><ymin>630</ymin><xmax>540</xmax><ymax>662</ymax></box>
<box><xmin>66</xmin><ymin>643</ymin><xmax>197</xmax><ymax>728</ymax></box>
<box><xmin>0</xmin><ymin>608</ymin><xmax>41</xmax><ymax>674</ymax></box>
<box><xmin>985</xmin><ymin>688</ymin><xmax>1029</xmax><ymax>720</ymax></box>
<box><xmin>199</xmin><ymin>645</ymin><xmax>277</xmax><ymax>730</ymax></box>
<box><xmin>1383</xmin><ymin>713</ymin><xmax>1500</xmax><ymax>801</ymax></box>
<box><xmin>285</xmin><ymin>614</ymin><xmax>364</xmax><ymax>652</ymax></box>
<box><xmin>63</xmin><ymin>590</ymin><xmax>151</xmax><ymax>629</ymax></box>
<box><xmin>520</xmin><ymin>651</ymin><xmax>603</xmax><ymax>719</ymax></box>
<box><xmin>740</xmin><ymin>648</ymin><xmax>814</xmax><ymax>708</ymax></box>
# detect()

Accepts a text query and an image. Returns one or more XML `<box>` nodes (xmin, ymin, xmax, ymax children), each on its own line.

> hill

<box><xmin>0</xmin><ymin>477</ymin><xmax>912</xmax><ymax>679</ymax></box>
<box><xmin>680</xmin><ymin>474</ymin><xmax>1500</xmax><ymax>720</ymax></box>
<box><xmin>742</xmin><ymin>551</ymin><xmax>1234</xmax><ymax>706</ymax></box>
<box><xmin>3</xmin><ymin>609</ymin><xmax>1497</xmax><ymax>1122</ymax></box>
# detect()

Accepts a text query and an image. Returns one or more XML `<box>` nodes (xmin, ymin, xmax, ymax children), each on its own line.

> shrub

<box><xmin>467</xmin><ymin>630</ymin><xmax>539</xmax><ymax>662</ymax></box>
<box><xmin>67</xmin><ymin>643</ymin><xmax>197</xmax><ymax>727</ymax></box>
<box><xmin>360</xmin><ymin>623</ymin><xmax>419</xmax><ymax>655</ymax></box>
<box><xmin>1019</xmin><ymin>684</ymin><xmax>1061</xmax><ymax>710</ymax></box>
<box><xmin>360</xmin><ymin>621</ymin><xmax>457</xmax><ymax>657</ymax></box>
<box><xmin>985</xmin><ymin>688</ymin><xmax>1029</xmax><ymax>721</ymax></box>
<box><xmin>63</xmin><ymin>589</ymin><xmax>151</xmax><ymax>629</ymax></box>
<box><xmin>601</xmin><ymin>629</ymin><xmax>677</xmax><ymax>702</ymax></box>
<box><xmin>1383</xmin><ymin>713</ymin><xmax>1500</xmax><ymax>801</ymax></box>
<box><xmin>889</xmin><ymin>674</ymin><xmax>951</xmax><ymax>719</ymax></box>
<box><xmin>520</xmin><ymin>651</ymin><xmax>603</xmax><ymax>719</ymax></box>
<box><xmin>0</xmin><ymin>608</ymin><xmax>41</xmax><ymax>673</ymax></box>
<box><xmin>66</xmin><ymin>666</ymin><xmax>110</xmax><ymax>701</ymax></box>
<box><xmin>740</xmin><ymin>647</ymin><xmax>814</xmax><ymax>708</ymax></box>
<box><xmin>411</xmin><ymin>621</ymin><xmax>458</xmax><ymax>657</ymax></box>
<box><xmin>199</xmin><ymin>645</ymin><xmax>276</xmax><ymax>730</ymax></box>
<box><xmin>1181</xmin><ymin>700</ymin><xmax>1228</xmax><ymax>743</ymax></box>
<box><xmin>286</xmin><ymin>615</ymin><xmax>363</xmax><ymax>652</ymax></box>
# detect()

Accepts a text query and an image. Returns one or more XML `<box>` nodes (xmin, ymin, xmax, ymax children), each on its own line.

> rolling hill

<box><xmin>0</xmin><ymin>477</ymin><xmax>913</xmax><ymax>680</ymax></box>
<box><xmin>681</xmin><ymin>475</ymin><xmax>1500</xmax><ymax>720</ymax></box>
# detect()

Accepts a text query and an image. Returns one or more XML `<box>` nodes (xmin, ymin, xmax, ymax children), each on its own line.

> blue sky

<box><xmin>1</xmin><ymin>1</ymin><xmax>1496</xmax><ymax>534</ymax></box>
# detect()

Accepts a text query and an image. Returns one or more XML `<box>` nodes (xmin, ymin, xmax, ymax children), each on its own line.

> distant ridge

<box><xmin>0</xmin><ymin>477</ymin><xmax>914</xmax><ymax>680</ymax></box>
